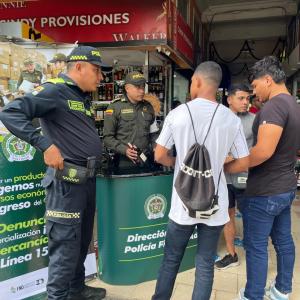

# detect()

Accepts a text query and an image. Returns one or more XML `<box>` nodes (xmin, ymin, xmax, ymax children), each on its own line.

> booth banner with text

<box><xmin>0</xmin><ymin>124</ymin><xmax>47</xmax><ymax>299</ymax></box>
<box><xmin>0</xmin><ymin>124</ymin><xmax>97</xmax><ymax>300</ymax></box>
<box><xmin>0</xmin><ymin>0</ymin><xmax>167</xmax><ymax>44</ymax></box>
<box><xmin>169</xmin><ymin>0</ymin><xmax>194</xmax><ymax>63</ymax></box>
<box><xmin>96</xmin><ymin>174</ymin><xmax>197</xmax><ymax>285</ymax></box>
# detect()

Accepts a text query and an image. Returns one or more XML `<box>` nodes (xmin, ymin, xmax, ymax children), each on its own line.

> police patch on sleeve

<box><xmin>32</xmin><ymin>86</ymin><xmax>44</xmax><ymax>96</ymax></box>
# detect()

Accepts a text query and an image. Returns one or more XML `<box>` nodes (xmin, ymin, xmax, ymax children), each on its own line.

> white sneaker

<box><xmin>265</xmin><ymin>281</ymin><xmax>289</xmax><ymax>300</ymax></box>
<box><xmin>234</xmin><ymin>288</ymin><xmax>270</xmax><ymax>300</ymax></box>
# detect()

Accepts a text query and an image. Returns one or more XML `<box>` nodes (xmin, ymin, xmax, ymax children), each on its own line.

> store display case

<box><xmin>91</xmin><ymin>64</ymin><xmax>167</xmax><ymax>139</ymax></box>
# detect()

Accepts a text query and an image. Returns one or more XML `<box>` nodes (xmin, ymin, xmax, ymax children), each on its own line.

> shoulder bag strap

<box><xmin>185</xmin><ymin>103</ymin><xmax>198</xmax><ymax>143</ymax></box>
<box><xmin>185</xmin><ymin>103</ymin><xmax>220</xmax><ymax>145</ymax></box>
<box><xmin>202</xmin><ymin>103</ymin><xmax>220</xmax><ymax>145</ymax></box>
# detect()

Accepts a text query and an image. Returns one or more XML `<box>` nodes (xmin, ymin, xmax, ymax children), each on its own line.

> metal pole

<box><xmin>144</xmin><ymin>50</ymin><xmax>149</xmax><ymax>94</ymax></box>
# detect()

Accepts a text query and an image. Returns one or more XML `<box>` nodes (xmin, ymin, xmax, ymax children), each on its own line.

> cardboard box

<box><xmin>10</xmin><ymin>43</ymin><xmax>26</xmax><ymax>68</ymax></box>
<box><xmin>0</xmin><ymin>64</ymin><xmax>10</xmax><ymax>78</ymax></box>
<box><xmin>10</xmin><ymin>66</ymin><xmax>20</xmax><ymax>80</ymax></box>
<box><xmin>0</xmin><ymin>78</ymin><xmax>8</xmax><ymax>91</ymax></box>
<box><xmin>0</xmin><ymin>43</ymin><xmax>10</xmax><ymax>65</ymax></box>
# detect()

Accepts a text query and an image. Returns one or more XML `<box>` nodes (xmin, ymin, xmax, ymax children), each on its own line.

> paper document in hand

<box><xmin>18</xmin><ymin>80</ymin><xmax>35</xmax><ymax>93</ymax></box>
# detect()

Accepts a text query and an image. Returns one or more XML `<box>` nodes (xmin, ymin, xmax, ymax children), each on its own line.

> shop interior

<box><xmin>0</xmin><ymin>37</ymin><xmax>192</xmax><ymax>138</ymax></box>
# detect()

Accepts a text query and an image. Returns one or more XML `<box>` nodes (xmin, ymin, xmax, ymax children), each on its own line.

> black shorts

<box><xmin>227</xmin><ymin>184</ymin><xmax>245</xmax><ymax>209</ymax></box>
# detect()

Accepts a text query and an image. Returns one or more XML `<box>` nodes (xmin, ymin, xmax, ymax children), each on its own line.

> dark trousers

<box><xmin>152</xmin><ymin>219</ymin><xmax>223</xmax><ymax>300</ymax></box>
<box><xmin>42</xmin><ymin>169</ymin><xmax>96</xmax><ymax>300</ymax></box>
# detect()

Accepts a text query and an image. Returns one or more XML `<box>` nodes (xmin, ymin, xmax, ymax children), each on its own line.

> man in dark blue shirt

<box><xmin>0</xmin><ymin>46</ymin><xmax>107</xmax><ymax>300</ymax></box>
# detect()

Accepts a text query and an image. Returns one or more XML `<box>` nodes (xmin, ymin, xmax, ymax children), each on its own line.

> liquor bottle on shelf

<box><xmin>92</xmin><ymin>90</ymin><xmax>99</xmax><ymax>101</ymax></box>
<box><xmin>118</xmin><ymin>82</ymin><xmax>124</xmax><ymax>94</ymax></box>
<box><xmin>114</xmin><ymin>70</ymin><xmax>119</xmax><ymax>81</ymax></box>
<box><xmin>118</xmin><ymin>69</ymin><xmax>124</xmax><ymax>80</ymax></box>
<box><xmin>105</xmin><ymin>71</ymin><xmax>112</xmax><ymax>83</ymax></box>
<box><xmin>98</xmin><ymin>125</ymin><xmax>103</xmax><ymax>138</ymax></box>
<box><xmin>106</xmin><ymin>84</ymin><xmax>113</xmax><ymax>101</ymax></box>
<box><xmin>149</xmin><ymin>67</ymin><xmax>154</xmax><ymax>83</ymax></box>
<box><xmin>114</xmin><ymin>82</ymin><xmax>119</xmax><ymax>95</ymax></box>
<box><xmin>150</xmin><ymin>85</ymin><xmax>155</xmax><ymax>97</ymax></box>
<box><xmin>159</xmin><ymin>66</ymin><xmax>163</xmax><ymax>82</ymax></box>
<box><xmin>105</xmin><ymin>85</ymin><xmax>109</xmax><ymax>101</ymax></box>
<box><xmin>159</xmin><ymin>86</ymin><xmax>164</xmax><ymax>101</ymax></box>
<box><xmin>109</xmin><ymin>85</ymin><xmax>114</xmax><ymax>100</ymax></box>
<box><xmin>98</xmin><ymin>84</ymin><xmax>104</xmax><ymax>101</ymax></box>
<box><xmin>155</xmin><ymin>86</ymin><xmax>160</xmax><ymax>98</ymax></box>
<box><xmin>135</xmin><ymin>66</ymin><xmax>143</xmax><ymax>74</ymax></box>
<box><xmin>154</xmin><ymin>67</ymin><xmax>159</xmax><ymax>82</ymax></box>
<box><xmin>101</xmin><ymin>85</ymin><xmax>106</xmax><ymax>100</ymax></box>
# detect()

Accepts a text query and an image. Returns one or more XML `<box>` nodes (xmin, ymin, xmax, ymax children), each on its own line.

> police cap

<box><xmin>50</xmin><ymin>53</ymin><xmax>67</xmax><ymax>63</ymax></box>
<box><xmin>125</xmin><ymin>71</ymin><xmax>146</xmax><ymax>86</ymax></box>
<box><xmin>66</xmin><ymin>46</ymin><xmax>108</xmax><ymax>67</ymax></box>
<box><xmin>23</xmin><ymin>58</ymin><xmax>34</xmax><ymax>66</ymax></box>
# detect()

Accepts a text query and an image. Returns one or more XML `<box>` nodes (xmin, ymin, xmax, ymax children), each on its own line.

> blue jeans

<box><xmin>152</xmin><ymin>219</ymin><xmax>223</xmax><ymax>300</ymax></box>
<box><xmin>241</xmin><ymin>190</ymin><xmax>296</xmax><ymax>300</ymax></box>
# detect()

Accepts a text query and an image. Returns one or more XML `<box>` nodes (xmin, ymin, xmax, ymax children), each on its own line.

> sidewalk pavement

<box><xmin>89</xmin><ymin>193</ymin><xmax>300</xmax><ymax>300</ymax></box>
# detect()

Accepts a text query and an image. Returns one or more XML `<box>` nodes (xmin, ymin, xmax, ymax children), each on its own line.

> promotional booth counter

<box><xmin>96</xmin><ymin>171</ymin><xmax>197</xmax><ymax>285</ymax></box>
<box><xmin>0</xmin><ymin>0</ymin><xmax>199</xmax><ymax>296</ymax></box>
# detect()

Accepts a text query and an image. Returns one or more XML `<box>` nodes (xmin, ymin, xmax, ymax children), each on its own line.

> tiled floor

<box><xmin>89</xmin><ymin>192</ymin><xmax>300</xmax><ymax>300</ymax></box>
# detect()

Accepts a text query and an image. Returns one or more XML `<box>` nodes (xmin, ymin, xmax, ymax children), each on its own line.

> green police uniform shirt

<box><xmin>103</xmin><ymin>95</ymin><xmax>156</xmax><ymax>155</ymax></box>
<box><xmin>17</xmin><ymin>70</ymin><xmax>43</xmax><ymax>88</ymax></box>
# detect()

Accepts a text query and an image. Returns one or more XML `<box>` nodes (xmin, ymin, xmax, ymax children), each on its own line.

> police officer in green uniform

<box><xmin>50</xmin><ymin>53</ymin><xmax>67</xmax><ymax>75</ymax></box>
<box><xmin>17</xmin><ymin>58</ymin><xmax>43</xmax><ymax>89</ymax></box>
<box><xmin>50</xmin><ymin>53</ymin><xmax>67</xmax><ymax>66</ymax></box>
<box><xmin>0</xmin><ymin>46</ymin><xmax>107</xmax><ymax>300</ymax></box>
<box><xmin>103</xmin><ymin>71</ymin><xmax>159</xmax><ymax>172</ymax></box>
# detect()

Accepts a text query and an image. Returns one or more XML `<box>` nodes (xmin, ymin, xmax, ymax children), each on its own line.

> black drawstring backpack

<box><xmin>175</xmin><ymin>103</ymin><xmax>221</xmax><ymax>219</ymax></box>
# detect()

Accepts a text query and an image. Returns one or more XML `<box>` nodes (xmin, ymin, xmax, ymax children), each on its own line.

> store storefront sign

<box><xmin>0</xmin><ymin>0</ymin><xmax>167</xmax><ymax>44</ymax></box>
<box><xmin>169</xmin><ymin>0</ymin><xmax>194</xmax><ymax>64</ymax></box>
<box><xmin>0</xmin><ymin>1</ymin><xmax>27</xmax><ymax>10</ymax></box>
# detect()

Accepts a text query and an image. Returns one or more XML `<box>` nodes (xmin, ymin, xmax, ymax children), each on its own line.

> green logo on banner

<box><xmin>1</xmin><ymin>133</ymin><xmax>36</xmax><ymax>162</ymax></box>
<box><xmin>144</xmin><ymin>194</ymin><xmax>167</xmax><ymax>220</ymax></box>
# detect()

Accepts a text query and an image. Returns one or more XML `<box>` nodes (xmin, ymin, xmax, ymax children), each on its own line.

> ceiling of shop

<box><xmin>198</xmin><ymin>0</ymin><xmax>299</xmax><ymax>81</ymax></box>
<box><xmin>98</xmin><ymin>48</ymin><xmax>166</xmax><ymax>67</ymax></box>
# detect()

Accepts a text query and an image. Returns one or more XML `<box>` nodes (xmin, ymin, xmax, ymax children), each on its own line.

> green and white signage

<box><xmin>0</xmin><ymin>123</ymin><xmax>97</xmax><ymax>299</ymax></box>
<box><xmin>96</xmin><ymin>174</ymin><xmax>197</xmax><ymax>285</ymax></box>
<box><xmin>0</xmin><ymin>124</ymin><xmax>47</xmax><ymax>299</ymax></box>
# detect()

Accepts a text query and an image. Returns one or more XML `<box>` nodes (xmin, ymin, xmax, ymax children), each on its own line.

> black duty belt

<box><xmin>54</xmin><ymin>156</ymin><xmax>97</xmax><ymax>184</ymax></box>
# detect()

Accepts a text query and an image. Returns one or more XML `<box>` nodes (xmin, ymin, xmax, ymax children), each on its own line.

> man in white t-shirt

<box><xmin>152</xmin><ymin>61</ymin><xmax>249</xmax><ymax>300</ymax></box>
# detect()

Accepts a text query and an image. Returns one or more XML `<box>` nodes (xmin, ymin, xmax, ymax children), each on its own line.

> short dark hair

<box><xmin>227</xmin><ymin>83</ymin><xmax>250</xmax><ymax>96</ymax></box>
<box><xmin>250</xmin><ymin>56</ymin><xmax>286</xmax><ymax>84</ymax></box>
<box><xmin>194</xmin><ymin>61</ymin><xmax>222</xmax><ymax>88</ymax></box>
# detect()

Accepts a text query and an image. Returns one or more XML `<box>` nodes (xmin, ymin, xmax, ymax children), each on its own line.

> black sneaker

<box><xmin>68</xmin><ymin>285</ymin><xmax>106</xmax><ymax>300</ymax></box>
<box><xmin>215</xmin><ymin>253</ymin><xmax>239</xmax><ymax>270</ymax></box>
